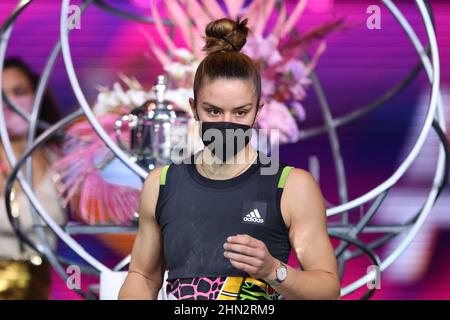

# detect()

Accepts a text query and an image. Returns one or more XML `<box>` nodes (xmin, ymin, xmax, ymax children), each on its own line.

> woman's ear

<box><xmin>189</xmin><ymin>98</ymin><xmax>198</xmax><ymax>121</ymax></box>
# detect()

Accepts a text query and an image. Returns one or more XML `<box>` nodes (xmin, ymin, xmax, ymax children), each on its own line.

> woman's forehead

<box><xmin>198</xmin><ymin>78</ymin><xmax>257</xmax><ymax>104</ymax></box>
<box><xmin>2</xmin><ymin>68</ymin><xmax>30</xmax><ymax>86</ymax></box>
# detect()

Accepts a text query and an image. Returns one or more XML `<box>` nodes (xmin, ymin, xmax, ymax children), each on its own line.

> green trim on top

<box><xmin>277</xmin><ymin>166</ymin><xmax>293</xmax><ymax>189</ymax></box>
<box><xmin>160</xmin><ymin>165</ymin><xmax>170</xmax><ymax>185</ymax></box>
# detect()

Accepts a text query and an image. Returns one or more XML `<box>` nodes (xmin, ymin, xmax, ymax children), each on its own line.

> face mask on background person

<box><xmin>1</xmin><ymin>94</ymin><xmax>35</xmax><ymax>137</ymax></box>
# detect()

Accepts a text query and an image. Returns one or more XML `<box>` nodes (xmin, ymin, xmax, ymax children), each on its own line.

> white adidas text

<box><xmin>243</xmin><ymin>209</ymin><xmax>264</xmax><ymax>224</ymax></box>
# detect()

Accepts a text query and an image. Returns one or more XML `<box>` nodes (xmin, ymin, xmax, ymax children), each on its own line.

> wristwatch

<box><xmin>265</xmin><ymin>260</ymin><xmax>288</xmax><ymax>286</ymax></box>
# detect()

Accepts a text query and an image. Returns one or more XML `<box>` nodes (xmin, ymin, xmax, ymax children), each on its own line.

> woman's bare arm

<box><xmin>268</xmin><ymin>168</ymin><xmax>341</xmax><ymax>300</ymax></box>
<box><xmin>118</xmin><ymin>167</ymin><xmax>166</xmax><ymax>300</ymax></box>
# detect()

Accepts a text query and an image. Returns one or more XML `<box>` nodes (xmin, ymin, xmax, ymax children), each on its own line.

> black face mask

<box><xmin>199</xmin><ymin>121</ymin><xmax>253</xmax><ymax>161</ymax></box>
<box><xmin>195</xmin><ymin>102</ymin><xmax>259</xmax><ymax>162</ymax></box>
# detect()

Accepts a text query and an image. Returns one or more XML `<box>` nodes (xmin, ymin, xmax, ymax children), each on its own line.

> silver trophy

<box><xmin>115</xmin><ymin>75</ymin><xmax>190</xmax><ymax>171</ymax></box>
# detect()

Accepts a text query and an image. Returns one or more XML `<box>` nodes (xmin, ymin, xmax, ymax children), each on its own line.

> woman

<box><xmin>0</xmin><ymin>57</ymin><xmax>65</xmax><ymax>299</ymax></box>
<box><xmin>119</xmin><ymin>18</ymin><xmax>340</xmax><ymax>300</ymax></box>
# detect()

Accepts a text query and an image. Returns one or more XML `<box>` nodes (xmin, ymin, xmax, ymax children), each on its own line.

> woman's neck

<box><xmin>196</xmin><ymin>145</ymin><xmax>257</xmax><ymax>180</ymax></box>
<box><xmin>0</xmin><ymin>136</ymin><xmax>48</xmax><ymax>168</ymax></box>
<box><xmin>1</xmin><ymin>137</ymin><xmax>27</xmax><ymax>159</ymax></box>
<box><xmin>0</xmin><ymin>137</ymin><xmax>50</xmax><ymax>190</ymax></box>
<box><xmin>11</xmin><ymin>137</ymin><xmax>27</xmax><ymax>155</ymax></box>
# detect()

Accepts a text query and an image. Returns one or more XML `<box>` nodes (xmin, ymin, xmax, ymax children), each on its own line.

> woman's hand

<box><xmin>223</xmin><ymin>234</ymin><xmax>278</xmax><ymax>281</ymax></box>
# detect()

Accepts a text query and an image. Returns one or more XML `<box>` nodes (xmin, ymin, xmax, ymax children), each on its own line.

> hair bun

<box><xmin>203</xmin><ymin>17</ymin><xmax>249</xmax><ymax>54</ymax></box>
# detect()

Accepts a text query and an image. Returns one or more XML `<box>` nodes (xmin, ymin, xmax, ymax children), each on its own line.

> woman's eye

<box><xmin>236</xmin><ymin>110</ymin><xmax>248</xmax><ymax>117</ymax></box>
<box><xmin>13</xmin><ymin>86</ymin><xmax>29</xmax><ymax>96</ymax></box>
<box><xmin>208</xmin><ymin>109</ymin><xmax>220</xmax><ymax>116</ymax></box>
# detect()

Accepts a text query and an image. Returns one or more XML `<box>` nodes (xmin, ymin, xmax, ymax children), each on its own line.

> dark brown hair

<box><xmin>193</xmin><ymin>17</ymin><xmax>261</xmax><ymax>114</ymax></box>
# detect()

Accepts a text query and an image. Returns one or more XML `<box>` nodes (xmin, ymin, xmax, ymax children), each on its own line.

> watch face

<box><xmin>277</xmin><ymin>265</ymin><xmax>287</xmax><ymax>281</ymax></box>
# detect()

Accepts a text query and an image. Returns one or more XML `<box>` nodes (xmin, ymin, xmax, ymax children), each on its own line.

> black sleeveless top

<box><xmin>155</xmin><ymin>151</ymin><xmax>293</xmax><ymax>281</ymax></box>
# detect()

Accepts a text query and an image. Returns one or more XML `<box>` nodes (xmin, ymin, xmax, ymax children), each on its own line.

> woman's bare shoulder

<box><xmin>282</xmin><ymin>167</ymin><xmax>326</xmax><ymax>222</ymax></box>
<box><xmin>140</xmin><ymin>166</ymin><xmax>165</xmax><ymax>221</ymax></box>
<box><xmin>285</xmin><ymin>167</ymin><xmax>320</xmax><ymax>191</ymax></box>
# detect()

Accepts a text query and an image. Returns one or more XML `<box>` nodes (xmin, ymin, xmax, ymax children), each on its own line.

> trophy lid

<box><xmin>130</xmin><ymin>74</ymin><xmax>177</xmax><ymax>118</ymax></box>
<box><xmin>154</xmin><ymin>74</ymin><xmax>166</xmax><ymax>109</ymax></box>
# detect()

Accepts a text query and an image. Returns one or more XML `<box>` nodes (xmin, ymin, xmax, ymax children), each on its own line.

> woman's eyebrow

<box><xmin>202</xmin><ymin>102</ymin><xmax>252</xmax><ymax>110</ymax></box>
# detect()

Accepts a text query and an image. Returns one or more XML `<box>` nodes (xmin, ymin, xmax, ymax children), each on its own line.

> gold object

<box><xmin>0</xmin><ymin>156</ymin><xmax>52</xmax><ymax>300</ymax></box>
<box><xmin>0</xmin><ymin>258</ymin><xmax>51</xmax><ymax>300</ymax></box>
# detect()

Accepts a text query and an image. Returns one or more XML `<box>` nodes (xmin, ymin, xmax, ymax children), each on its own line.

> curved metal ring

<box><xmin>328</xmin><ymin>230</ymin><xmax>382</xmax><ymax>299</ymax></box>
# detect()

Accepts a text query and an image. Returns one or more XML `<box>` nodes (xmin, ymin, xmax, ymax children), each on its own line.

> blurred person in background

<box><xmin>0</xmin><ymin>57</ymin><xmax>66</xmax><ymax>299</ymax></box>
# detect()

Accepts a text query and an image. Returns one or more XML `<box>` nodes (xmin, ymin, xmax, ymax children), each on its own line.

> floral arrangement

<box><xmin>52</xmin><ymin>112</ymin><xmax>141</xmax><ymax>226</ymax></box>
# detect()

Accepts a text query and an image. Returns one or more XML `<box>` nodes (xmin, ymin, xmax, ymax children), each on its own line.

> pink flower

<box><xmin>289</xmin><ymin>82</ymin><xmax>308</xmax><ymax>101</ymax></box>
<box><xmin>261</xmin><ymin>79</ymin><xmax>275</xmax><ymax>98</ymax></box>
<box><xmin>280</xmin><ymin>59</ymin><xmax>309</xmax><ymax>80</ymax></box>
<box><xmin>291</xmin><ymin>101</ymin><xmax>306</xmax><ymax>122</ymax></box>
<box><xmin>256</xmin><ymin>100</ymin><xmax>300</xmax><ymax>144</ymax></box>
<box><xmin>242</xmin><ymin>35</ymin><xmax>282</xmax><ymax>66</ymax></box>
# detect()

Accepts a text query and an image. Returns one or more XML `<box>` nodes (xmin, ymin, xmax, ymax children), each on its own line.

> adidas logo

<box><xmin>242</xmin><ymin>209</ymin><xmax>264</xmax><ymax>224</ymax></box>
